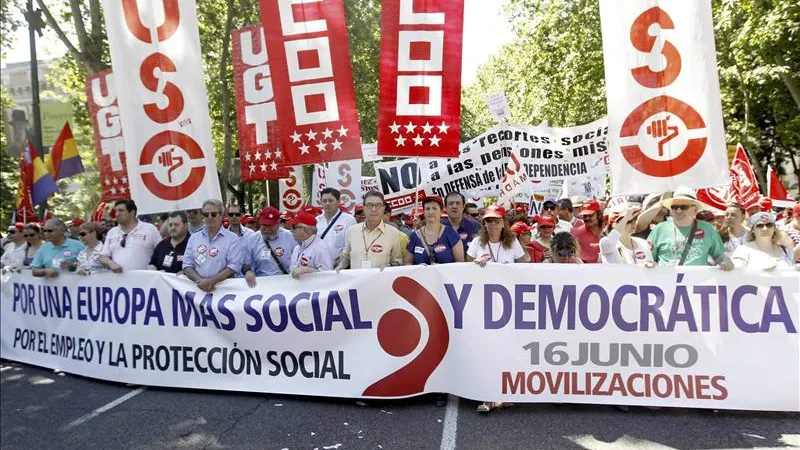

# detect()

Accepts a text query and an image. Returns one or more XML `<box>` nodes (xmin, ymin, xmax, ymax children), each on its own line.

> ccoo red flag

<box><xmin>729</xmin><ymin>144</ymin><xmax>760</xmax><ymax>209</ymax></box>
<box><xmin>767</xmin><ymin>165</ymin><xmax>789</xmax><ymax>201</ymax></box>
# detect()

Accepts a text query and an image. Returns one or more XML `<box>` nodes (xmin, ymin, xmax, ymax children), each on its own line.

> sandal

<box><xmin>476</xmin><ymin>402</ymin><xmax>493</xmax><ymax>413</ymax></box>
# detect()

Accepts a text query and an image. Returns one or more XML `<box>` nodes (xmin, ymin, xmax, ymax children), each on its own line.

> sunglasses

<box><xmin>7</xmin><ymin>230</ymin><xmax>17</xmax><ymax>234</ymax></box>
<box><xmin>23</xmin><ymin>234</ymin><xmax>35</xmax><ymax>238</ymax></box>
<box><xmin>203</xmin><ymin>212</ymin><xmax>220</xmax><ymax>218</ymax></box>
<box><xmin>42</xmin><ymin>229</ymin><xmax>55</xmax><ymax>233</ymax></box>
<box><xmin>228</xmin><ymin>212</ymin><xmax>242</xmax><ymax>217</ymax></box>
<box><xmin>670</xmin><ymin>205</ymin><xmax>691</xmax><ymax>211</ymax></box>
<box><xmin>754</xmin><ymin>223</ymin><xmax>775</xmax><ymax>230</ymax></box>
<box><xmin>484</xmin><ymin>218</ymin><xmax>502</xmax><ymax>224</ymax></box>
<box><xmin>557</xmin><ymin>251</ymin><xmax>575</xmax><ymax>258</ymax></box>
<box><xmin>539</xmin><ymin>225</ymin><xmax>554</xmax><ymax>230</ymax></box>
<box><xmin>468</xmin><ymin>213</ymin><xmax>481</xmax><ymax>218</ymax></box>
<box><xmin>543</xmin><ymin>205</ymin><xmax>556</xmax><ymax>211</ymax></box>
<box><xmin>121</xmin><ymin>233</ymin><xmax>128</xmax><ymax>248</ymax></box>
<box><xmin>79</xmin><ymin>231</ymin><xmax>88</xmax><ymax>237</ymax></box>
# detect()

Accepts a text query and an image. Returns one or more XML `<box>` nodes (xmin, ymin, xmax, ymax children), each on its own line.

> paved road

<box><xmin>2</xmin><ymin>360</ymin><xmax>798</xmax><ymax>450</ymax></box>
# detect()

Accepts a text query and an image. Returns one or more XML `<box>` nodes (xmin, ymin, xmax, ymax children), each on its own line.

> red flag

<box><xmin>729</xmin><ymin>144</ymin><xmax>760</xmax><ymax>209</ymax></box>
<box><xmin>232</xmin><ymin>25</ymin><xmax>291</xmax><ymax>181</ymax></box>
<box><xmin>259</xmin><ymin>0</ymin><xmax>362</xmax><ymax>166</ymax></box>
<box><xmin>377</xmin><ymin>0</ymin><xmax>464</xmax><ymax>158</ymax></box>
<box><xmin>767</xmin><ymin>165</ymin><xmax>789</xmax><ymax>201</ymax></box>
<box><xmin>696</xmin><ymin>186</ymin><xmax>732</xmax><ymax>212</ymax></box>
<box><xmin>85</xmin><ymin>69</ymin><xmax>131</xmax><ymax>202</ymax></box>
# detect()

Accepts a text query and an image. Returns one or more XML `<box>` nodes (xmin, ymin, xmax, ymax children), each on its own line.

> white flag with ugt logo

<box><xmin>103</xmin><ymin>0</ymin><xmax>221</xmax><ymax>213</ymax></box>
<box><xmin>600</xmin><ymin>0</ymin><xmax>728</xmax><ymax>195</ymax></box>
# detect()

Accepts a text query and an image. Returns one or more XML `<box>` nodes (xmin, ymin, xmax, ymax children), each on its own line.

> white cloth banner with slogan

<box><xmin>103</xmin><ymin>0</ymin><xmax>221</xmax><ymax>213</ymax></box>
<box><xmin>423</xmin><ymin>119</ymin><xmax>609</xmax><ymax>198</ymax></box>
<box><xmin>600</xmin><ymin>0</ymin><xmax>728</xmax><ymax>195</ymax></box>
<box><xmin>2</xmin><ymin>267</ymin><xmax>798</xmax><ymax>411</ymax></box>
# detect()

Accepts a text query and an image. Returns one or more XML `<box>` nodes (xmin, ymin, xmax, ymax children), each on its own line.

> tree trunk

<box><xmin>775</xmin><ymin>55</ymin><xmax>800</xmax><ymax>110</ymax></box>
<box><xmin>218</xmin><ymin>0</ymin><xmax>236</xmax><ymax>205</ymax></box>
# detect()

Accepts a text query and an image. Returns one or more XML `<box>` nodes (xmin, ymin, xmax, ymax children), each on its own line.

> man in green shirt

<box><xmin>647</xmin><ymin>189</ymin><xmax>733</xmax><ymax>270</ymax></box>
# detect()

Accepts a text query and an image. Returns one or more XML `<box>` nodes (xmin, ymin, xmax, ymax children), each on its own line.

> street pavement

<box><xmin>2</xmin><ymin>360</ymin><xmax>798</xmax><ymax>450</ymax></box>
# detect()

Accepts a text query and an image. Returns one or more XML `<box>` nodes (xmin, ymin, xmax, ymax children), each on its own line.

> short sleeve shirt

<box><xmin>442</xmin><ymin>217</ymin><xmax>480</xmax><ymax>252</ymax></box>
<box><xmin>316</xmin><ymin>211</ymin><xmax>356</xmax><ymax>258</ymax></box>
<box><xmin>244</xmin><ymin>228</ymin><xmax>297</xmax><ymax>276</ymax></box>
<box><xmin>77</xmin><ymin>242</ymin><xmax>108</xmax><ymax>273</ymax></box>
<box><xmin>571</xmin><ymin>224</ymin><xmax>601</xmax><ymax>263</ymax></box>
<box><xmin>466</xmin><ymin>237</ymin><xmax>525</xmax><ymax>263</ymax></box>
<box><xmin>291</xmin><ymin>235</ymin><xmax>334</xmax><ymax>271</ymax></box>
<box><xmin>182</xmin><ymin>227</ymin><xmax>243</xmax><ymax>278</ymax></box>
<box><xmin>599</xmin><ymin>230</ymin><xmax>653</xmax><ymax>264</ymax></box>
<box><xmin>149</xmin><ymin>237</ymin><xmax>189</xmax><ymax>273</ymax></box>
<box><xmin>101</xmin><ymin>220</ymin><xmax>162</xmax><ymax>270</ymax></box>
<box><xmin>406</xmin><ymin>227</ymin><xmax>461</xmax><ymax>265</ymax></box>
<box><xmin>31</xmin><ymin>239</ymin><xmax>85</xmax><ymax>270</ymax></box>
<box><xmin>647</xmin><ymin>220</ymin><xmax>725</xmax><ymax>266</ymax></box>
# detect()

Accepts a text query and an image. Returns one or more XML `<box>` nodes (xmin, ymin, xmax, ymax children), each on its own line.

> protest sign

<box><xmin>2</xmin><ymin>266</ymin><xmax>797</xmax><ymax>411</ymax></box>
<box><xmin>377</xmin><ymin>0</ymin><xmax>464</xmax><ymax>158</ymax></box>
<box><xmin>279</xmin><ymin>166</ymin><xmax>305</xmax><ymax>213</ymax></box>
<box><xmin>328</xmin><ymin>160</ymin><xmax>362</xmax><ymax>213</ymax></box>
<box><xmin>601</xmin><ymin>0</ymin><xmax>728</xmax><ymax>195</ymax></box>
<box><xmin>487</xmin><ymin>92</ymin><xmax>510</xmax><ymax>122</ymax></box>
<box><xmin>259</xmin><ymin>0</ymin><xmax>362</xmax><ymax>165</ymax></box>
<box><xmin>361</xmin><ymin>143</ymin><xmax>381</xmax><ymax>163</ymax></box>
<box><xmin>103</xmin><ymin>0</ymin><xmax>222</xmax><ymax>214</ymax></box>
<box><xmin>361</xmin><ymin>177</ymin><xmax>378</xmax><ymax>198</ymax></box>
<box><xmin>310</xmin><ymin>165</ymin><xmax>329</xmax><ymax>206</ymax></box>
<box><xmin>375</xmin><ymin>158</ymin><xmax>427</xmax><ymax>212</ymax></box>
<box><xmin>232</xmin><ymin>25</ymin><xmax>290</xmax><ymax>181</ymax></box>
<box><xmin>85</xmin><ymin>70</ymin><xmax>130</xmax><ymax>202</ymax></box>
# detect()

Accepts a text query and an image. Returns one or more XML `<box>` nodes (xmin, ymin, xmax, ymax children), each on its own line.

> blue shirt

<box><xmin>407</xmin><ymin>227</ymin><xmax>461</xmax><ymax>265</ymax></box>
<box><xmin>31</xmin><ymin>238</ymin><xmax>85</xmax><ymax>271</ymax></box>
<box><xmin>182</xmin><ymin>227</ymin><xmax>243</xmax><ymax>278</ymax></box>
<box><xmin>243</xmin><ymin>228</ymin><xmax>297</xmax><ymax>276</ymax></box>
<box><xmin>442</xmin><ymin>217</ymin><xmax>480</xmax><ymax>251</ymax></box>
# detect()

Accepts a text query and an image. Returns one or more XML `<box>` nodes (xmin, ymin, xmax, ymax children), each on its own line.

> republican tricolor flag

<box><xmin>46</xmin><ymin>122</ymin><xmax>85</xmax><ymax>180</ymax></box>
<box><xmin>21</xmin><ymin>140</ymin><xmax>58</xmax><ymax>206</ymax></box>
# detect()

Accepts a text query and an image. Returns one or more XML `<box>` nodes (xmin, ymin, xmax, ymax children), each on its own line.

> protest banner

<box><xmin>375</xmin><ymin>158</ymin><xmax>427</xmax><ymax>213</ymax></box>
<box><xmin>328</xmin><ymin>160</ymin><xmax>362</xmax><ymax>213</ymax></box>
<box><xmin>279</xmin><ymin>167</ymin><xmax>305</xmax><ymax>213</ymax></box>
<box><xmin>103</xmin><ymin>0</ymin><xmax>222</xmax><ymax>214</ymax></box>
<box><xmin>361</xmin><ymin>177</ymin><xmax>378</xmax><ymax>198</ymax></box>
<box><xmin>423</xmin><ymin>119</ymin><xmax>609</xmax><ymax>198</ymax></box>
<box><xmin>259</xmin><ymin>0</ymin><xmax>362</xmax><ymax>165</ymax></box>
<box><xmin>729</xmin><ymin>144</ymin><xmax>761</xmax><ymax>210</ymax></box>
<box><xmin>377</xmin><ymin>0</ymin><xmax>464</xmax><ymax>158</ymax></box>
<box><xmin>361</xmin><ymin>143</ymin><xmax>381</xmax><ymax>163</ymax></box>
<box><xmin>310</xmin><ymin>164</ymin><xmax>329</xmax><ymax>206</ymax></box>
<box><xmin>1</xmin><ymin>266</ymin><xmax>797</xmax><ymax>411</ymax></box>
<box><xmin>85</xmin><ymin>70</ymin><xmax>130</xmax><ymax>202</ymax></box>
<box><xmin>697</xmin><ymin>186</ymin><xmax>733</xmax><ymax>213</ymax></box>
<box><xmin>232</xmin><ymin>25</ymin><xmax>290</xmax><ymax>181</ymax></box>
<box><xmin>600</xmin><ymin>0</ymin><xmax>728</xmax><ymax>195</ymax></box>
<box><xmin>528</xmin><ymin>180</ymin><xmax>564</xmax><ymax>216</ymax></box>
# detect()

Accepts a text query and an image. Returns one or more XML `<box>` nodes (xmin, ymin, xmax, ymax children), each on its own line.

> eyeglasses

<box><xmin>121</xmin><ymin>233</ymin><xmax>128</xmax><ymax>248</ymax></box>
<box><xmin>228</xmin><ymin>212</ymin><xmax>242</xmax><ymax>217</ymax></box>
<box><xmin>79</xmin><ymin>232</ymin><xmax>88</xmax><ymax>237</ymax></box>
<box><xmin>468</xmin><ymin>213</ymin><xmax>480</xmax><ymax>218</ymax></box>
<box><xmin>42</xmin><ymin>229</ymin><xmax>55</xmax><ymax>233</ymax></box>
<box><xmin>203</xmin><ymin>212</ymin><xmax>220</xmax><ymax>218</ymax></box>
<box><xmin>670</xmin><ymin>205</ymin><xmax>691</xmax><ymax>211</ymax></box>
<box><xmin>484</xmin><ymin>218</ymin><xmax>502</xmax><ymax>224</ymax></box>
<box><xmin>364</xmin><ymin>203</ymin><xmax>384</xmax><ymax>209</ymax></box>
<box><xmin>557</xmin><ymin>251</ymin><xmax>575</xmax><ymax>258</ymax></box>
<box><xmin>754</xmin><ymin>223</ymin><xmax>775</xmax><ymax>229</ymax></box>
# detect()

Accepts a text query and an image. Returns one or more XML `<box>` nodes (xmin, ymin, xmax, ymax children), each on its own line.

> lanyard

<box><xmin>362</xmin><ymin>226</ymin><xmax>383</xmax><ymax>257</ymax></box>
<box><xmin>298</xmin><ymin>237</ymin><xmax>316</xmax><ymax>259</ymax></box>
<box><xmin>487</xmin><ymin>242</ymin><xmax>501</xmax><ymax>263</ymax></box>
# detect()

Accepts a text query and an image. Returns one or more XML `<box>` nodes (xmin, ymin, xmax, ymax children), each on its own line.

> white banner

<box><xmin>310</xmin><ymin>165</ymin><xmax>329</xmax><ymax>206</ymax></box>
<box><xmin>278</xmin><ymin>166</ymin><xmax>305</xmax><ymax>213</ymax></box>
<box><xmin>328</xmin><ymin>160</ymin><xmax>362</xmax><ymax>214</ymax></box>
<box><xmin>375</xmin><ymin>159</ymin><xmax>427</xmax><ymax>213</ymax></box>
<box><xmin>2</xmin><ymin>267</ymin><xmax>798</xmax><ymax>410</ymax></box>
<box><xmin>600</xmin><ymin>0</ymin><xmax>728</xmax><ymax>195</ymax></box>
<box><xmin>361</xmin><ymin>143</ymin><xmax>381</xmax><ymax>163</ymax></box>
<box><xmin>361</xmin><ymin>176</ymin><xmax>378</xmax><ymax>199</ymax></box>
<box><xmin>102</xmin><ymin>0</ymin><xmax>221</xmax><ymax>213</ymax></box>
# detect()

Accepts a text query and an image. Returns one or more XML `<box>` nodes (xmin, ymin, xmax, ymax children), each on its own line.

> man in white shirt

<box><xmin>99</xmin><ymin>199</ymin><xmax>163</xmax><ymax>272</ymax></box>
<box><xmin>316</xmin><ymin>187</ymin><xmax>356</xmax><ymax>261</ymax></box>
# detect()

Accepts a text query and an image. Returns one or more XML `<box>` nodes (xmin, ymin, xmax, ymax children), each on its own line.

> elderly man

<box><xmin>570</xmin><ymin>198</ymin><xmax>604</xmax><ymax>263</ymax></box>
<box><xmin>182</xmin><ymin>199</ymin><xmax>243</xmax><ymax>292</ymax></box>
<box><xmin>557</xmin><ymin>198</ymin><xmax>584</xmax><ymax>228</ymax></box>
<box><xmin>648</xmin><ymin>188</ymin><xmax>733</xmax><ymax>269</ymax></box>
<box><xmin>316</xmin><ymin>187</ymin><xmax>357</xmax><ymax>259</ymax></box>
<box><xmin>226</xmin><ymin>204</ymin><xmax>253</xmax><ymax>237</ymax></box>
<box><xmin>148</xmin><ymin>211</ymin><xmax>190</xmax><ymax>273</ymax></box>
<box><xmin>336</xmin><ymin>191</ymin><xmax>403</xmax><ymax>270</ymax></box>
<box><xmin>99</xmin><ymin>199</ymin><xmax>162</xmax><ymax>272</ymax></box>
<box><xmin>242</xmin><ymin>207</ymin><xmax>297</xmax><ymax>286</ymax></box>
<box><xmin>443</xmin><ymin>192</ymin><xmax>480</xmax><ymax>251</ymax></box>
<box><xmin>31</xmin><ymin>218</ymin><xmax>85</xmax><ymax>277</ymax></box>
<box><xmin>287</xmin><ymin>210</ymin><xmax>333</xmax><ymax>278</ymax></box>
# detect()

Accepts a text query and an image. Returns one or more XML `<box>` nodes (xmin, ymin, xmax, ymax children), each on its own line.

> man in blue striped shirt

<box><xmin>242</xmin><ymin>207</ymin><xmax>297</xmax><ymax>287</ymax></box>
<box><xmin>182</xmin><ymin>199</ymin><xmax>243</xmax><ymax>292</ymax></box>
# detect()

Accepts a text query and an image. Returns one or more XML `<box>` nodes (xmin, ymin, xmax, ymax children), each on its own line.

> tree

<box><xmin>0</xmin><ymin>86</ymin><xmax>20</xmax><ymax>227</ymax></box>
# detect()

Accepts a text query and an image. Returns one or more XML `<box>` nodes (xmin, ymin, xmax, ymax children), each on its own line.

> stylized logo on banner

<box><xmin>375</xmin><ymin>158</ymin><xmax>427</xmax><ymax>213</ymax></box>
<box><xmin>329</xmin><ymin>160</ymin><xmax>362</xmax><ymax>213</ymax></box>
<box><xmin>601</xmin><ymin>1</ymin><xmax>728</xmax><ymax>195</ymax></box>
<box><xmin>103</xmin><ymin>0</ymin><xmax>222</xmax><ymax>213</ymax></box>
<box><xmin>258</xmin><ymin>0</ymin><xmax>362</xmax><ymax>165</ymax></box>
<box><xmin>376</xmin><ymin>0</ymin><xmax>464</xmax><ymax>158</ymax></box>
<box><xmin>497</xmin><ymin>146</ymin><xmax>530</xmax><ymax>209</ymax></box>
<box><xmin>279</xmin><ymin>166</ymin><xmax>305</xmax><ymax>213</ymax></box>
<box><xmin>729</xmin><ymin>144</ymin><xmax>761</xmax><ymax>210</ymax></box>
<box><xmin>697</xmin><ymin>186</ymin><xmax>732</xmax><ymax>212</ymax></box>
<box><xmin>232</xmin><ymin>25</ymin><xmax>290</xmax><ymax>181</ymax></box>
<box><xmin>85</xmin><ymin>70</ymin><xmax>131</xmax><ymax>202</ymax></box>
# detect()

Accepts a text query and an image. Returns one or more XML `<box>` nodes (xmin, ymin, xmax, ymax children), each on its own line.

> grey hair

<box><xmin>202</xmin><ymin>199</ymin><xmax>224</xmax><ymax>214</ymax></box>
<box><xmin>46</xmin><ymin>218</ymin><xmax>67</xmax><ymax>230</ymax></box>
<box><xmin>296</xmin><ymin>224</ymin><xmax>318</xmax><ymax>235</ymax></box>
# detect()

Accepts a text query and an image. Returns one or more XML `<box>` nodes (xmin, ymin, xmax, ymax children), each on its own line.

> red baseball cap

<box><xmin>793</xmin><ymin>202</ymin><xmax>800</xmax><ymax>215</ymax></box>
<box><xmin>258</xmin><ymin>207</ymin><xmax>281</xmax><ymax>226</ymax></box>
<box><xmin>579</xmin><ymin>199</ymin><xmax>602</xmax><ymax>216</ymax></box>
<box><xmin>482</xmin><ymin>205</ymin><xmax>506</xmax><ymax>220</ymax></box>
<box><xmin>69</xmin><ymin>217</ymin><xmax>85</xmax><ymax>227</ymax></box>
<box><xmin>422</xmin><ymin>196</ymin><xmax>445</xmax><ymax>208</ymax></box>
<box><xmin>287</xmin><ymin>211</ymin><xmax>317</xmax><ymax>227</ymax></box>
<box><xmin>537</xmin><ymin>214</ymin><xmax>556</xmax><ymax>227</ymax></box>
<box><xmin>302</xmin><ymin>205</ymin><xmax>323</xmax><ymax>216</ymax></box>
<box><xmin>355</xmin><ymin>204</ymin><xmax>364</xmax><ymax>213</ymax></box>
<box><xmin>279</xmin><ymin>210</ymin><xmax>294</xmax><ymax>221</ymax></box>
<box><xmin>241</xmin><ymin>215</ymin><xmax>256</xmax><ymax>225</ymax></box>
<box><xmin>509</xmin><ymin>221</ymin><xmax>534</xmax><ymax>235</ymax></box>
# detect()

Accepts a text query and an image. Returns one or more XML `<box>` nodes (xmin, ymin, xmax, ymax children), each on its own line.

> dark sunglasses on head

<box><xmin>754</xmin><ymin>223</ymin><xmax>775</xmax><ymax>229</ymax></box>
<box><xmin>228</xmin><ymin>212</ymin><xmax>242</xmax><ymax>217</ymax></box>
<box><xmin>203</xmin><ymin>212</ymin><xmax>220</xmax><ymax>218</ymax></box>
<box><xmin>121</xmin><ymin>233</ymin><xmax>128</xmax><ymax>248</ymax></box>
<box><xmin>670</xmin><ymin>205</ymin><xmax>691</xmax><ymax>211</ymax></box>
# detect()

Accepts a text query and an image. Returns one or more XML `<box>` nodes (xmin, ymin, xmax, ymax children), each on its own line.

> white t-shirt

<box><xmin>731</xmin><ymin>243</ymin><xmax>793</xmax><ymax>270</ymax></box>
<box><xmin>1</xmin><ymin>242</ymin><xmax>27</xmax><ymax>267</ymax></box>
<box><xmin>101</xmin><ymin>220</ymin><xmax>162</xmax><ymax>270</ymax></box>
<box><xmin>599</xmin><ymin>230</ymin><xmax>653</xmax><ymax>264</ymax></box>
<box><xmin>724</xmin><ymin>232</ymin><xmax>747</xmax><ymax>255</ymax></box>
<box><xmin>316</xmin><ymin>211</ymin><xmax>356</xmax><ymax>258</ymax></box>
<box><xmin>466</xmin><ymin>237</ymin><xmax>526</xmax><ymax>263</ymax></box>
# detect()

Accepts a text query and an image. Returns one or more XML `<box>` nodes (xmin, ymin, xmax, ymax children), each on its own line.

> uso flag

<box><xmin>377</xmin><ymin>0</ymin><xmax>465</xmax><ymax>158</ymax></box>
<box><xmin>600</xmin><ymin>1</ymin><xmax>728</xmax><ymax>195</ymax></box>
<box><xmin>103</xmin><ymin>0</ymin><xmax>222</xmax><ymax>214</ymax></box>
<box><xmin>258</xmin><ymin>0</ymin><xmax>363</xmax><ymax>166</ymax></box>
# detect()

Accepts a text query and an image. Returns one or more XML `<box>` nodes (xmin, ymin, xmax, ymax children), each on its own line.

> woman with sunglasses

<box><xmin>75</xmin><ymin>222</ymin><xmax>108</xmax><ymax>275</ymax></box>
<box><xmin>21</xmin><ymin>224</ymin><xmax>44</xmax><ymax>267</ymax></box>
<box><xmin>732</xmin><ymin>213</ymin><xmax>794</xmax><ymax>270</ymax></box>
<box><xmin>1</xmin><ymin>224</ymin><xmax>26</xmax><ymax>268</ymax></box>
<box><xmin>466</xmin><ymin>206</ymin><xmax>529</xmax><ymax>268</ymax></box>
<box><xmin>404</xmin><ymin>197</ymin><xmax>464</xmax><ymax>265</ymax></box>
<box><xmin>543</xmin><ymin>232</ymin><xmax>583</xmax><ymax>264</ymax></box>
<box><xmin>532</xmin><ymin>214</ymin><xmax>557</xmax><ymax>261</ymax></box>
<box><xmin>599</xmin><ymin>204</ymin><xmax>653</xmax><ymax>265</ymax></box>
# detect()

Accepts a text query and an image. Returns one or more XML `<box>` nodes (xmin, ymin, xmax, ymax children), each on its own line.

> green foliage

<box><xmin>0</xmin><ymin>85</ymin><xmax>20</xmax><ymax>227</ymax></box>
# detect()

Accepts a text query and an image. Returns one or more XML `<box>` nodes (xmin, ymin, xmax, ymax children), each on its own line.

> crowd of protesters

<box><xmin>2</xmin><ymin>186</ymin><xmax>799</xmax><ymax>412</ymax></box>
